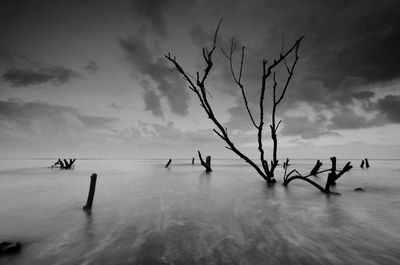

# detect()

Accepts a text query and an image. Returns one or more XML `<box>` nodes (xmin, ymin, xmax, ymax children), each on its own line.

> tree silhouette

<box><xmin>166</xmin><ymin>21</ymin><xmax>303</xmax><ymax>183</ymax></box>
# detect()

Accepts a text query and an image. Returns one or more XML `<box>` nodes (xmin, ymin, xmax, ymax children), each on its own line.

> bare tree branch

<box><xmin>222</xmin><ymin>39</ymin><xmax>258</xmax><ymax>129</ymax></box>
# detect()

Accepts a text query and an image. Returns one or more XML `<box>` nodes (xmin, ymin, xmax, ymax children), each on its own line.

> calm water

<box><xmin>0</xmin><ymin>159</ymin><xmax>399</xmax><ymax>265</ymax></box>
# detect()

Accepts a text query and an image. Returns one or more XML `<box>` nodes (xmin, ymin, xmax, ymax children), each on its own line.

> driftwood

<box><xmin>165</xmin><ymin>159</ymin><xmax>172</xmax><ymax>168</ymax></box>
<box><xmin>83</xmin><ymin>173</ymin><xmax>97</xmax><ymax>210</ymax></box>
<box><xmin>198</xmin><ymin>150</ymin><xmax>212</xmax><ymax>172</ymax></box>
<box><xmin>310</xmin><ymin>160</ymin><xmax>323</xmax><ymax>175</ymax></box>
<box><xmin>283</xmin><ymin>157</ymin><xmax>352</xmax><ymax>194</ymax></box>
<box><xmin>51</xmin><ymin>158</ymin><xmax>76</xmax><ymax>169</ymax></box>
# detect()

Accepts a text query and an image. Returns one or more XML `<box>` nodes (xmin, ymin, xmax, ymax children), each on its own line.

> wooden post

<box><xmin>165</xmin><ymin>159</ymin><xmax>172</xmax><ymax>168</ymax></box>
<box><xmin>360</xmin><ymin>160</ymin><xmax>364</xmax><ymax>168</ymax></box>
<box><xmin>192</xmin><ymin>157</ymin><xmax>195</xmax><ymax>165</ymax></box>
<box><xmin>365</xmin><ymin>159</ymin><xmax>370</xmax><ymax>168</ymax></box>
<box><xmin>83</xmin><ymin>173</ymin><xmax>97</xmax><ymax>210</ymax></box>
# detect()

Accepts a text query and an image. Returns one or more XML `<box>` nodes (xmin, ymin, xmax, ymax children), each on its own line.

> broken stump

<box><xmin>83</xmin><ymin>173</ymin><xmax>97</xmax><ymax>210</ymax></box>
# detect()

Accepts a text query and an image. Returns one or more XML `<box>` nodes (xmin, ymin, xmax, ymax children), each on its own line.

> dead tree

<box><xmin>165</xmin><ymin>21</ymin><xmax>303</xmax><ymax>183</ymax></box>
<box><xmin>283</xmin><ymin>157</ymin><xmax>352</xmax><ymax>194</ymax></box>
<box><xmin>310</xmin><ymin>160</ymin><xmax>323</xmax><ymax>175</ymax></box>
<box><xmin>198</xmin><ymin>150</ymin><xmax>212</xmax><ymax>172</ymax></box>
<box><xmin>165</xmin><ymin>159</ymin><xmax>172</xmax><ymax>168</ymax></box>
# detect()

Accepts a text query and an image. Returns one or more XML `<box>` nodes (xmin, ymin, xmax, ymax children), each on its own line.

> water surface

<box><xmin>0</xmin><ymin>159</ymin><xmax>399</xmax><ymax>264</ymax></box>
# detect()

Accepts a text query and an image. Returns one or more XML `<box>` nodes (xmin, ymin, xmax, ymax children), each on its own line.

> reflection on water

<box><xmin>0</xmin><ymin>159</ymin><xmax>400</xmax><ymax>265</ymax></box>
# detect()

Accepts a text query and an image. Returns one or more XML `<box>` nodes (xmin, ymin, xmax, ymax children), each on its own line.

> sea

<box><xmin>0</xmin><ymin>158</ymin><xmax>399</xmax><ymax>265</ymax></box>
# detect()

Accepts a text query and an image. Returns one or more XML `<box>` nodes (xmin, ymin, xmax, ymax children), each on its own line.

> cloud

<box><xmin>76</xmin><ymin>114</ymin><xmax>117</xmax><ymax>129</ymax></box>
<box><xmin>119</xmin><ymin>36</ymin><xmax>189</xmax><ymax>116</ymax></box>
<box><xmin>353</xmin><ymin>90</ymin><xmax>375</xmax><ymax>100</ymax></box>
<box><xmin>84</xmin><ymin>60</ymin><xmax>98</xmax><ymax>73</ymax></box>
<box><xmin>0</xmin><ymin>98</ymin><xmax>118</xmax><ymax>135</ymax></box>
<box><xmin>130</xmin><ymin>0</ymin><xmax>170</xmax><ymax>38</ymax></box>
<box><xmin>143</xmin><ymin>88</ymin><xmax>163</xmax><ymax>117</ymax></box>
<box><xmin>280</xmin><ymin>114</ymin><xmax>339</xmax><ymax>139</ymax></box>
<box><xmin>108</xmin><ymin>102</ymin><xmax>125</xmax><ymax>110</ymax></box>
<box><xmin>188</xmin><ymin>25</ymin><xmax>209</xmax><ymax>47</ymax></box>
<box><xmin>328</xmin><ymin>107</ymin><xmax>382</xmax><ymax>130</ymax></box>
<box><xmin>2</xmin><ymin>66</ymin><xmax>80</xmax><ymax>87</ymax></box>
<box><xmin>376</xmin><ymin>95</ymin><xmax>400</xmax><ymax>123</ymax></box>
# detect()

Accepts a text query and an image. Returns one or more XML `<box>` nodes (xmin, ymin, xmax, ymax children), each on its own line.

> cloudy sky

<box><xmin>1</xmin><ymin>0</ymin><xmax>399</xmax><ymax>159</ymax></box>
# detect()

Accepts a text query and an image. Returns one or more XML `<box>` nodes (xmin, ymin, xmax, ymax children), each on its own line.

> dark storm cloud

<box><xmin>2</xmin><ymin>66</ymin><xmax>80</xmax><ymax>87</ymax></box>
<box><xmin>253</xmin><ymin>0</ymin><xmax>400</xmax><ymax>89</ymax></box>
<box><xmin>119</xmin><ymin>36</ymin><xmax>189</xmax><ymax>116</ymax></box>
<box><xmin>196</xmin><ymin>0</ymin><xmax>400</xmax><ymax>110</ymax></box>
<box><xmin>130</xmin><ymin>0</ymin><xmax>170</xmax><ymax>38</ymax></box>
<box><xmin>376</xmin><ymin>95</ymin><xmax>400</xmax><ymax>123</ymax></box>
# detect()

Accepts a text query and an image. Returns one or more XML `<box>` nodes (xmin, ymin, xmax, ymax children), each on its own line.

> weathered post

<box><xmin>192</xmin><ymin>157</ymin><xmax>195</xmax><ymax>165</ymax></box>
<box><xmin>83</xmin><ymin>173</ymin><xmax>97</xmax><ymax>210</ymax></box>
<box><xmin>165</xmin><ymin>159</ymin><xmax>172</xmax><ymax>168</ymax></box>
<box><xmin>365</xmin><ymin>158</ymin><xmax>370</xmax><ymax>168</ymax></box>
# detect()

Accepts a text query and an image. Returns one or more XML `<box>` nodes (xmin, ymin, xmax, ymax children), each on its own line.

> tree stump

<box><xmin>198</xmin><ymin>151</ymin><xmax>212</xmax><ymax>172</ymax></box>
<box><xmin>310</xmin><ymin>160</ymin><xmax>322</xmax><ymax>175</ymax></box>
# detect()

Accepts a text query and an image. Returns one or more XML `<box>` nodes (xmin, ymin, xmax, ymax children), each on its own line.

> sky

<box><xmin>0</xmin><ymin>0</ymin><xmax>400</xmax><ymax>159</ymax></box>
